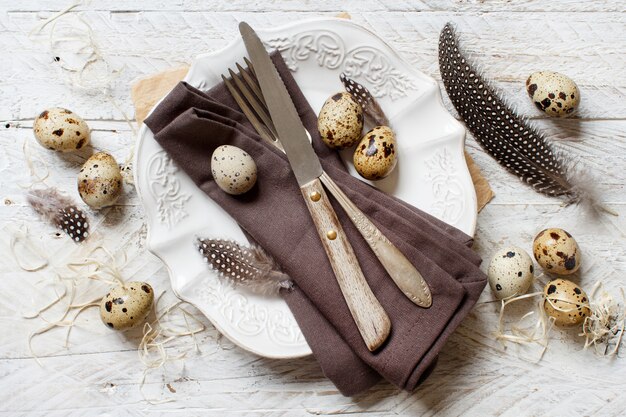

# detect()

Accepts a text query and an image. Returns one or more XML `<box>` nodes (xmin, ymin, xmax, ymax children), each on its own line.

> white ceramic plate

<box><xmin>134</xmin><ymin>18</ymin><xmax>476</xmax><ymax>359</ymax></box>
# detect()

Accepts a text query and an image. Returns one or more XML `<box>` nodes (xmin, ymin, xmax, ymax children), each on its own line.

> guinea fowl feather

<box><xmin>438</xmin><ymin>23</ymin><xmax>606</xmax><ymax>211</ymax></box>
<box><xmin>197</xmin><ymin>238</ymin><xmax>293</xmax><ymax>295</ymax></box>
<box><xmin>27</xmin><ymin>187</ymin><xmax>90</xmax><ymax>242</ymax></box>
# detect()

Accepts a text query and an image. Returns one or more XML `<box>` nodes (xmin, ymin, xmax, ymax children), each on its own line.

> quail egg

<box><xmin>353</xmin><ymin>125</ymin><xmax>397</xmax><ymax>180</ymax></box>
<box><xmin>526</xmin><ymin>71</ymin><xmax>580</xmax><ymax>117</ymax></box>
<box><xmin>317</xmin><ymin>92</ymin><xmax>364</xmax><ymax>149</ymax></box>
<box><xmin>100</xmin><ymin>281</ymin><xmax>154</xmax><ymax>330</ymax></box>
<box><xmin>211</xmin><ymin>145</ymin><xmax>257</xmax><ymax>195</ymax></box>
<box><xmin>543</xmin><ymin>279</ymin><xmax>590</xmax><ymax>326</ymax></box>
<box><xmin>488</xmin><ymin>246</ymin><xmax>535</xmax><ymax>299</ymax></box>
<box><xmin>33</xmin><ymin>107</ymin><xmax>90</xmax><ymax>152</ymax></box>
<box><xmin>77</xmin><ymin>152</ymin><xmax>123</xmax><ymax>209</ymax></box>
<box><xmin>533</xmin><ymin>228</ymin><xmax>581</xmax><ymax>275</ymax></box>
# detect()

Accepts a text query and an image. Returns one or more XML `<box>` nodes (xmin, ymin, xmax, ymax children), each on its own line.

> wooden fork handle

<box><xmin>300</xmin><ymin>178</ymin><xmax>391</xmax><ymax>351</ymax></box>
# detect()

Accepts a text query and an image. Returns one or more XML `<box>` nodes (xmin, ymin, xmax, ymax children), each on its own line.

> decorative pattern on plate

<box><xmin>146</xmin><ymin>151</ymin><xmax>191</xmax><ymax>228</ymax></box>
<box><xmin>135</xmin><ymin>18</ymin><xmax>474</xmax><ymax>359</ymax></box>
<box><xmin>264</xmin><ymin>30</ymin><xmax>416</xmax><ymax>100</ymax></box>
<box><xmin>425</xmin><ymin>148</ymin><xmax>465</xmax><ymax>224</ymax></box>
<box><xmin>194</xmin><ymin>274</ymin><xmax>304</xmax><ymax>346</ymax></box>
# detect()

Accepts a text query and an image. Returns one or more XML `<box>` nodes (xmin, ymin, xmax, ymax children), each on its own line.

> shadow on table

<box><xmin>240</xmin><ymin>313</ymin><xmax>488</xmax><ymax>411</ymax></box>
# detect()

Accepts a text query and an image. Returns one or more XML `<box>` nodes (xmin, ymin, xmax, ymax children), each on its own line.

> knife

<box><xmin>240</xmin><ymin>21</ymin><xmax>391</xmax><ymax>351</ymax></box>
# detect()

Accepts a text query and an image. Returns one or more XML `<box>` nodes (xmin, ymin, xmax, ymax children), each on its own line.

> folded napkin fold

<box><xmin>145</xmin><ymin>52</ymin><xmax>487</xmax><ymax>396</ymax></box>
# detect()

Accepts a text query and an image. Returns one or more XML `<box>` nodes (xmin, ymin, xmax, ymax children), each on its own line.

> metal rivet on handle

<box><xmin>310</xmin><ymin>191</ymin><xmax>321</xmax><ymax>202</ymax></box>
<box><xmin>326</xmin><ymin>230</ymin><xmax>337</xmax><ymax>240</ymax></box>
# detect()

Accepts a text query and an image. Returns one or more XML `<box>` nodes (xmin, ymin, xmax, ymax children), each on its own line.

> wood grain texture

<box><xmin>1</xmin><ymin>10</ymin><xmax>625</xmax><ymax>121</ymax></box>
<box><xmin>300</xmin><ymin>178</ymin><xmax>391</xmax><ymax>351</ymax></box>
<box><xmin>0</xmin><ymin>1</ymin><xmax>625</xmax><ymax>415</ymax></box>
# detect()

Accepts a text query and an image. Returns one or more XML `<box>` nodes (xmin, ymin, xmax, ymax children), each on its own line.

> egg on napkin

<box><xmin>77</xmin><ymin>152</ymin><xmax>123</xmax><ymax>209</ymax></box>
<box><xmin>533</xmin><ymin>228</ymin><xmax>581</xmax><ymax>275</ymax></box>
<box><xmin>543</xmin><ymin>278</ymin><xmax>590</xmax><ymax>326</ymax></box>
<box><xmin>526</xmin><ymin>71</ymin><xmax>580</xmax><ymax>117</ymax></box>
<box><xmin>353</xmin><ymin>126</ymin><xmax>397</xmax><ymax>180</ymax></box>
<box><xmin>487</xmin><ymin>246</ymin><xmax>534</xmax><ymax>299</ymax></box>
<box><xmin>100</xmin><ymin>282</ymin><xmax>154</xmax><ymax>330</ymax></box>
<box><xmin>317</xmin><ymin>92</ymin><xmax>364</xmax><ymax>149</ymax></box>
<box><xmin>211</xmin><ymin>145</ymin><xmax>257</xmax><ymax>195</ymax></box>
<box><xmin>33</xmin><ymin>107</ymin><xmax>90</xmax><ymax>151</ymax></box>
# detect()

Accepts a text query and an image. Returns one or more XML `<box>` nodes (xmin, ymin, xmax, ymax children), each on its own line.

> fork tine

<box><xmin>228</xmin><ymin>68</ymin><xmax>278</xmax><ymax>137</ymax></box>
<box><xmin>237</xmin><ymin>64</ymin><xmax>282</xmax><ymax>141</ymax></box>
<box><xmin>236</xmin><ymin>62</ymin><xmax>266</xmax><ymax>108</ymax></box>
<box><xmin>243</xmin><ymin>57</ymin><xmax>256</xmax><ymax>77</ymax></box>
<box><xmin>222</xmin><ymin>74</ymin><xmax>277</xmax><ymax>147</ymax></box>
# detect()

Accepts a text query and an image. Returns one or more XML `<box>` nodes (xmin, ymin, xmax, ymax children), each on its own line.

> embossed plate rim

<box><xmin>135</xmin><ymin>17</ymin><xmax>476</xmax><ymax>359</ymax></box>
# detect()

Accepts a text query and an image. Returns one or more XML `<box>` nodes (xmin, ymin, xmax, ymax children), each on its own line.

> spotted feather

<box><xmin>438</xmin><ymin>23</ymin><xmax>588</xmax><ymax>201</ymax></box>
<box><xmin>340</xmin><ymin>72</ymin><xmax>389</xmax><ymax>126</ymax></box>
<box><xmin>27</xmin><ymin>187</ymin><xmax>90</xmax><ymax>242</ymax></box>
<box><xmin>197</xmin><ymin>238</ymin><xmax>293</xmax><ymax>295</ymax></box>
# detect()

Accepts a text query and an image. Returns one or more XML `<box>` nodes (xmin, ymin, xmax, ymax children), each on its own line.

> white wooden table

<box><xmin>1</xmin><ymin>1</ymin><xmax>625</xmax><ymax>416</ymax></box>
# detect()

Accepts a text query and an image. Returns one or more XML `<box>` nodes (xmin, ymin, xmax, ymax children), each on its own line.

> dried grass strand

<box><xmin>495</xmin><ymin>291</ymin><xmax>554</xmax><ymax>361</ymax></box>
<box><xmin>8</xmin><ymin>224</ymin><xmax>49</xmax><ymax>272</ymax></box>
<box><xmin>19</xmin><ymin>140</ymin><xmax>50</xmax><ymax>189</ymax></box>
<box><xmin>137</xmin><ymin>294</ymin><xmax>206</xmax><ymax>404</ymax></box>
<box><xmin>26</xmin><ymin>245</ymin><xmax>127</xmax><ymax>365</ymax></box>
<box><xmin>581</xmin><ymin>283</ymin><xmax>625</xmax><ymax>355</ymax></box>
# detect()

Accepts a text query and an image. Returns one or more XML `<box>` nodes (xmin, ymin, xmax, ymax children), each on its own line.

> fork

<box><xmin>222</xmin><ymin>59</ymin><xmax>432</xmax><ymax>308</ymax></box>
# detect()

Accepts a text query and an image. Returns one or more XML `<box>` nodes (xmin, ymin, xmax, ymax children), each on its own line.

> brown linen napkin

<box><xmin>144</xmin><ymin>53</ymin><xmax>487</xmax><ymax>395</ymax></box>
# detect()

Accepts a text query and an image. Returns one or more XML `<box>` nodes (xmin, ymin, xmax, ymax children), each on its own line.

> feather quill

<box><xmin>196</xmin><ymin>238</ymin><xmax>293</xmax><ymax>295</ymax></box>
<box><xmin>438</xmin><ymin>23</ymin><xmax>606</xmax><ymax>211</ymax></box>
<box><xmin>340</xmin><ymin>72</ymin><xmax>389</xmax><ymax>126</ymax></box>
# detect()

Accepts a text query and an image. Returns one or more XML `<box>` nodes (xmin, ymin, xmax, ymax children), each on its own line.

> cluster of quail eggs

<box><xmin>488</xmin><ymin>227</ymin><xmax>589</xmax><ymax>326</ymax></box>
<box><xmin>34</xmin><ymin>107</ymin><xmax>124</xmax><ymax>211</ymax></box>
<box><xmin>317</xmin><ymin>91</ymin><xmax>397</xmax><ymax>181</ymax></box>
<box><xmin>33</xmin><ymin>107</ymin><xmax>150</xmax><ymax>331</ymax></box>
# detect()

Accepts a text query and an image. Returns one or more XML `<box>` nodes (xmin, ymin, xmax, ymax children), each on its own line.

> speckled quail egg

<box><xmin>317</xmin><ymin>92</ymin><xmax>364</xmax><ymax>149</ymax></box>
<box><xmin>533</xmin><ymin>228</ymin><xmax>581</xmax><ymax>275</ymax></box>
<box><xmin>77</xmin><ymin>152</ymin><xmax>123</xmax><ymax>209</ymax></box>
<box><xmin>353</xmin><ymin>125</ymin><xmax>397</xmax><ymax>180</ymax></box>
<box><xmin>543</xmin><ymin>279</ymin><xmax>590</xmax><ymax>326</ymax></box>
<box><xmin>211</xmin><ymin>145</ymin><xmax>257</xmax><ymax>195</ymax></box>
<box><xmin>100</xmin><ymin>281</ymin><xmax>154</xmax><ymax>330</ymax></box>
<box><xmin>488</xmin><ymin>246</ymin><xmax>535</xmax><ymax>299</ymax></box>
<box><xmin>526</xmin><ymin>71</ymin><xmax>580</xmax><ymax>118</ymax></box>
<box><xmin>33</xmin><ymin>107</ymin><xmax>90</xmax><ymax>152</ymax></box>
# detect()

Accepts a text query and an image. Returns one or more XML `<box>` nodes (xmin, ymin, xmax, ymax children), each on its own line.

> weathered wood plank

<box><xmin>0</xmin><ymin>0</ymin><xmax>623</xmax><ymax>13</ymax></box>
<box><xmin>1</xmin><ymin>2</ymin><xmax>625</xmax><ymax>416</ymax></box>
<box><xmin>1</xmin><ymin>11</ymin><xmax>624</xmax><ymax>120</ymax></box>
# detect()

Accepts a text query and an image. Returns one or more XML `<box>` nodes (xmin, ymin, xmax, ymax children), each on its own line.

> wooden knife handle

<box><xmin>301</xmin><ymin>178</ymin><xmax>391</xmax><ymax>351</ymax></box>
